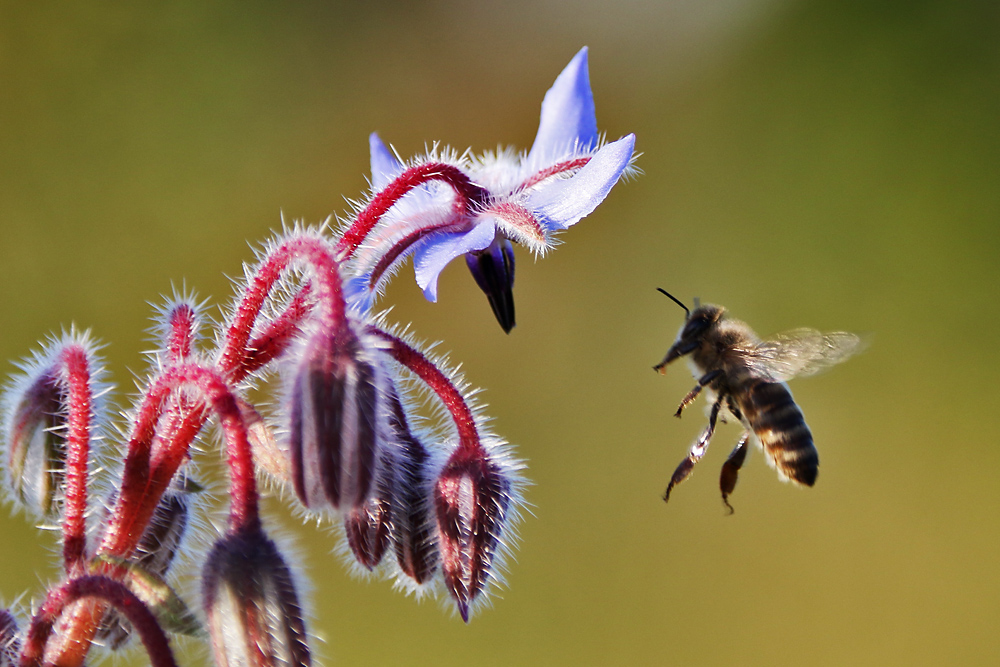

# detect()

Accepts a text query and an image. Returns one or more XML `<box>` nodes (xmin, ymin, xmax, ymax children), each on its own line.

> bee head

<box><xmin>654</xmin><ymin>289</ymin><xmax>724</xmax><ymax>373</ymax></box>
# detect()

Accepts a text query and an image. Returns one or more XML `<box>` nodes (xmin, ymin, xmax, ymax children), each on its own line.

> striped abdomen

<box><xmin>735</xmin><ymin>378</ymin><xmax>818</xmax><ymax>486</ymax></box>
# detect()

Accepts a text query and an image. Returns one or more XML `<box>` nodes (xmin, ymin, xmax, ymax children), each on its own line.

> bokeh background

<box><xmin>1</xmin><ymin>1</ymin><xmax>997</xmax><ymax>665</ymax></box>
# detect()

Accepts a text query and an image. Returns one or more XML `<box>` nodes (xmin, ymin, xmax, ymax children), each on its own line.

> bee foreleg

<box><xmin>719</xmin><ymin>432</ymin><xmax>750</xmax><ymax>515</ymax></box>
<box><xmin>663</xmin><ymin>423</ymin><xmax>715</xmax><ymax>503</ymax></box>
<box><xmin>674</xmin><ymin>370</ymin><xmax>723</xmax><ymax>418</ymax></box>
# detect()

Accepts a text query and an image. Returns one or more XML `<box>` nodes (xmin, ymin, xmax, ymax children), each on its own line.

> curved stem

<box><xmin>239</xmin><ymin>283</ymin><xmax>315</xmax><ymax>379</ymax></box>
<box><xmin>371</xmin><ymin>329</ymin><xmax>480</xmax><ymax>454</ymax></box>
<box><xmin>216</xmin><ymin>236</ymin><xmax>346</xmax><ymax>379</ymax></box>
<box><xmin>60</xmin><ymin>345</ymin><xmax>92</xmax><ymax>574</ymax></box>
<box><xmin>337</xmin><ymin>162</ymin><xmax>487</xmax><ymax>260</ymax></box>
<box><xmin>20</xmin><ymin>575</ymin><xmax>177</xmax><ymax>667</ymax></box>
<box><xmin>105</xmin><ymin>363</ymin><xmax>259</xmax><ymax>555</ymax></box>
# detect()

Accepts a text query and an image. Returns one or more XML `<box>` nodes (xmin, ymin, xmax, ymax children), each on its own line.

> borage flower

<box><xmin>353</xmin><ymin>47</ymin><xmax>637</xmax><ymax>332</ymax></box>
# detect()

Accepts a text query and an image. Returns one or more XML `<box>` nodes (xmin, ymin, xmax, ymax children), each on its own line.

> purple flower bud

<box><xmin>342</xmin><ymin>441</ymin><xmax>394</xmax><ymax>571</ymax></box>
<box><xmin>465</xmin><ymin>236</ymin><xmax>516</xmax><ymax>333</ymax></box>
<box><xmin>202</xmin><ymin>527</ymin><xmax>311</xmax><ymax>667</ymax></box>
<box><xmin>0</xmin><ymin>609</ymin><xmax>20</xmax><ymax>667</ymax></box>
<box><xmin>386</xmin><ymin>392</ymin><xmax>438</xmax><ymax>586</ymax></box>
<box><xmin>344</xmin><ymin>387</ymin><xmax>440</xmax><ymax>580</ymax></box>
<box><xmin>287</xmin><ymin>324</ymin><xmax>386</xmax><ymax>511</ymax></box>
<box><xmin>2</xmin><ymin>368</ymin><xmax>66</xmax><ymax>517</ymax></box>
<box><xmin>433</xmin><ymin>447</ymin><xmax>512</xmax><ymax>622</ymax></box>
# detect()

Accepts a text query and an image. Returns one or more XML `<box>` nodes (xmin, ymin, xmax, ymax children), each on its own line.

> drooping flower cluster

<box><xmin>0</xmin><ymin>47</ymin><xmax>634</xmax><ymax>665</ymax></box>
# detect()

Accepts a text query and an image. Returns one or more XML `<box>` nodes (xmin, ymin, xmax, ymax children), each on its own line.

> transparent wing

<box><xmin>745</xmin><ymin>329</ymin><xmax>865</xmax><ymax>382</ymax></box>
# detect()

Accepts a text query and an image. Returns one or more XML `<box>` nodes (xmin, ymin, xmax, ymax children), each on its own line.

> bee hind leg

<box><xmin>664</xmin><ymin>393</ymin><xmax>725</xmax><ymax>503</ymax></box>
<box><xmin>720</xmin><ymin>432</ymin><xmax>750</xmax><ymax>515</ymax></box>
<box><xmin>674</xmin><ymin>369</ymin><xmax>723</xmax><ymax>418</ymax></box>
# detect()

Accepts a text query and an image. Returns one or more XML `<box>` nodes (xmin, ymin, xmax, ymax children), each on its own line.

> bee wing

<box><xmin>746</xmin><ymin>329</ymin><xmax>865</xmax><ymax>382</ymax></box>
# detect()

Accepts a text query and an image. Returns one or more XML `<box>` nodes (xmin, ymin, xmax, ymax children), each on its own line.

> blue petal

<box><xmin>528</xmin><ymin>47</ymin><xmax>599</xmax><ymax>165</ymax></box>
<box><xmin>528</xmin><ymin>134</ymin><xmax>635</xmax><ymax>231</ymax></box>
<box><xmin>412</xmin><ymin>222</ymin><xmax>497</xmax><ymax>302</ymax></box>
<box><xmin>370</xmin><ymin>133</ymin><xmax>404</xmax><ymax>191</ymax></box>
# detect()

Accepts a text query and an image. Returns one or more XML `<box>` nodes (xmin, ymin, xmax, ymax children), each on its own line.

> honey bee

<box><xmin>653</xmin><ymin>289</ymin><xmax>864</xmax><ymax>512</ymax></box>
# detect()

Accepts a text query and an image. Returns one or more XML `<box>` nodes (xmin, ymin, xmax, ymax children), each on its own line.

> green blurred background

<box><xmin>1</xmin><ymin>1</ymin><xmax>997</xmax><ymax>665</ymax></box>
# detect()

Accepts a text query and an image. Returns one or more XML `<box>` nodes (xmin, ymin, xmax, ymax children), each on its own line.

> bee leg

<box><xmin>674</xmin><ymin>370</ymin><xmax>723</xmax><ymax>418</ymax></box>
<box><xmin>664</xmin><ymin>424</ymin><xmax>713</xmax><ymax>502</ymax></box>
<box><xmin>720</xmin><ymin>432</ymin><xmax>750</xmax><ymax>515</ymax></box>
<box><xmin>664</xmin><ymin>393</ymin><xmax>726</xmax><ymax>503</ymax></box>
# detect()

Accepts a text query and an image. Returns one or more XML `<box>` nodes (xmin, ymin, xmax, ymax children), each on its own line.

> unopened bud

<box><xmin>433</xmin><ymin>447</ymin><xmax>512</xmax><ymax>622</ymax></box>
<box><xmin>465</xmin><ymin>237</ymin><xmax>516</xmax><ymax>333</ymax></box>
<box><xmin>386</xmin><ymin>392</ymin><xmax>438</xmax><ymax>585</ymax></box>
<box><xmin>288</xmin><ymin>325</ymin><xmax>385</xmax><ymax>511</ymax></box>
<box><xmin>3</xmin><ymin>368</ymin><xmax>66</xmax><ymax>517</ymax></box>
<box><xmin>202</xmin><ymin>527</ymin><xmax>311</xmax><ymax>667</ymax></box>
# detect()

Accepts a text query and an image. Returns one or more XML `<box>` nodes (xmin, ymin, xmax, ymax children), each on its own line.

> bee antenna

<box><xmin>657</xmin><ymin>288</ymin><xmax>690</xmax><ymax>319</ymax></box>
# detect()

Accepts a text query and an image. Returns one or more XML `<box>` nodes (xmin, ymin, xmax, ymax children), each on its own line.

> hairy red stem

<box><xmin>239</xmin><ymin>283</ymin><xmax>315</xmax><ymax>378</ymax></box>
<box><xmin>372</xmin><ymin>329</ymin><xmax>480</xmax><ymax>453</ymax></box>
<box><xmin>60</xmin><ymin>345</ymin><xmax>92</xmax><ymax>573</ymax></box>
<box><xmin>105</xmin><ymin>363</ymin><xmax>259</xmax><ymax>554</ymax></box>
<box><xmin>20</xmin><ymin>575</ymin><xmax>177</xmax><ymax>667</ymax></box>
<box><xmin>217</xmin><ymin>236</ymin><xmax>346</xmax><ymax>379</ymax></box>
<box><xmin>337</xmin><ymin>162</ymin><xmax>487</xmax><ymax>260</ymax></box>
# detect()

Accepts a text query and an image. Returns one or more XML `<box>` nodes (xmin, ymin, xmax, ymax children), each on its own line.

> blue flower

<box><xmin>364</xmin><ymin>47</ymin><xmax>636</xmax><ymax>330</ymax></box>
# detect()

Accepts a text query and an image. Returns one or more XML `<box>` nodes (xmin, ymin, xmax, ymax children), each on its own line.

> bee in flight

<box><xmin>653</xmin><ymin>289</ymin><xmax>864</xmax><ymax>513</ymax></box>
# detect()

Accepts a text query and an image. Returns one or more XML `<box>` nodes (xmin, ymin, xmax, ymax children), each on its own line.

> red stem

<box><xmin>239</xmin><ymin>283</ymin><xmax>315</xmax><ymax>378</ymax></box>
<box><xmin>372</xmin><ymin>329</ymin><xmax>480</xmax><ymax>453</ymax></box>
<box><xmin>20</xmin><ymin>575</ymin><xmax>177</xmax><ymax>667</ymax></box>
<box><xmin>216</xmin><ymin>236</ymin><xmax>346</xmax><ymax>379</ymax></box>
<box><xmin>337</xmin><ymin>162</ymin><xmax>487</xmax><ymax>260</ymax></box>
<box><xmin>60</xmin><ymin>345</ymin><xmax>92</xmax><ymax>574</ymax></box>
<box><xmin>104</xmin><ymin>364</ymin><xmax>260</xmax><ymax>555</ymax></box>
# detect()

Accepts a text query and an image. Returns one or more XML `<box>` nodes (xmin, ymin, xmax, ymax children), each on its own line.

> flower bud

<box><xmin>202</xmin><ymin>527</ymin><xmax>310</xmax><ymax>667</ymax></box>
<box><xmin>433</xmin><ymin>447</ymin><xmax>512</xmax><ymax>622</ymax></box>
<box><xmin>465</xmin><ymin>237</ymin><xmax>516</xmax><ymax>333</ymax></box>
<box><xmin>3</xmin><ymin>368</ymin><xmax>66</xmax><ymax>517</ymax></box>
<box><xmin>386</xmin><ymin>393</ymin><xmax>438</xmax><ymax>586</ymax></box>
<box><xmin>288</xmin><ymin>325</ymin><xmax>385</xmax><ymax>511</ymax></box>
<box><xmin>0</xmin><ymin>609</ymin><xmax>20</xmax><ymax>667</ymax></box>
